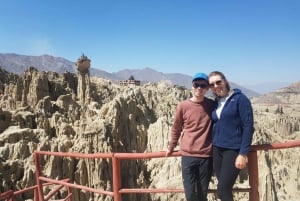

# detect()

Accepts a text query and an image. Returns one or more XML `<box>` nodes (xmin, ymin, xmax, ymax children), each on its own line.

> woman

<box><xmin>208</xmin><ymin>71</ymin><xmax>254</xmax><ymax>201</ymax></box>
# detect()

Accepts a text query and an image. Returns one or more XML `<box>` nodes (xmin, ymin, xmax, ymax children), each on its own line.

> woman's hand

<box><xmin>235</xmin><ymin>154</ymin><xmax>248</xmax><ymax>169</ymax></box>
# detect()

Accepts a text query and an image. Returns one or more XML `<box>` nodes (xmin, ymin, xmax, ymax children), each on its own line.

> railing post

<box><xmin>248</xmin><ymin>150</ymin><xmax>260</xmax><ymax>201</ymax></box>
<box><xmin>34</xmin><ymin>187</ymin><xmax>39</xmax><ymax>201</ymax></box>
<box><xmin>112</xmin><ymin>154</ymin><xmax>121</xmax><ymax>201</ymax></box>
<box><xmin>34</xmin><ymin>151</ymin><xmax>45</xmax><ymax>201</ymax></box>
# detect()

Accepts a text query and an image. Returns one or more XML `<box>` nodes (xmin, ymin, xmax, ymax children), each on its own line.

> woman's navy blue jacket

<box><xmin>212</xmin><ymin>88</ymin><xmax>254</xmax><ymax>155</ymax></box>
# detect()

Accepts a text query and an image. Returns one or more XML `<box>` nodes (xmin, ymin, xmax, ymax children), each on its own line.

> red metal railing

<box><xmin>1</xmin><ymin>140</ymin><xmax>300</xmax><ymax>201</ymax></box>
<box><xmin>247</xmin><ymin>140</ymin><xmax>300</xmax><ymax>201</ymax></box>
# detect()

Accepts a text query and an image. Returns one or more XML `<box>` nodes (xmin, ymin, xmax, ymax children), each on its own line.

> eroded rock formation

<box><xmin>0</xmin><ymin>67</ymin><xmax>299</xmax><ymax>201</ymax></box>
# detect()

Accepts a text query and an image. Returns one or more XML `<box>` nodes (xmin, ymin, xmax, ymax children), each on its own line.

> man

<box><xmin>166</xmin><ymin>73</ymin><xmax>215</xmax><ymax>201</ymax></box>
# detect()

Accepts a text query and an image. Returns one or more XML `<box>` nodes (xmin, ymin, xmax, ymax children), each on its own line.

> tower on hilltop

<box><xmin>76</xmin><ymin>54</ymin><xmax>91</xmax><ymax>104</ymax></box>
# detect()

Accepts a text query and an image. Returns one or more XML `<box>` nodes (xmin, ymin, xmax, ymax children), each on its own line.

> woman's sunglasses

<box><xmin>209</xmin><ymin>80</ymin><xmax>223</xmax><ymax>88</ymax></box>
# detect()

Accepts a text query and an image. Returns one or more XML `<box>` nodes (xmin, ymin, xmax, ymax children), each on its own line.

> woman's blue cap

<box><xmin>192</xmin><ymin>73</ymin><xmax>208</xmax><ymax>82</ymax></box>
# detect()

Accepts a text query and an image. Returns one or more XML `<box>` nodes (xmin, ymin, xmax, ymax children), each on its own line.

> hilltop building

<box><xmin>119</xmin><ymin>75</ymin><xmax>141</xmax><ymax>86</ymax></box>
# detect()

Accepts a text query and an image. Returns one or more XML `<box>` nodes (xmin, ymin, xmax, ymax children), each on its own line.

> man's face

<box><xmin>192</xmin><ymin>79</ymin><xmax>208</xmax><ymax>98</ymax></box>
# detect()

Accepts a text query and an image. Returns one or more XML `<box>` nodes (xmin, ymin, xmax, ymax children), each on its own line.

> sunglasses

<box><xmin>209</xmin><ymin>80</ymin><xmax>223</xmax><ymax>88</ymax></box>
<box><xmin>192</xmin><ymin>82</ymin><xmax>208</xmax><ymax>89</ymax></box>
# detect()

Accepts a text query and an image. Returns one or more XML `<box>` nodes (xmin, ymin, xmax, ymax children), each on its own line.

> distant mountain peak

<box><xmin>251</xmin><ymin>81</ymin><xmax>300</xmax><ymax>104</ymax></box>
<box><xmin>0</xmin><ymin>53</ymin><xmax>278</xmax><ymax>98</ymax></box>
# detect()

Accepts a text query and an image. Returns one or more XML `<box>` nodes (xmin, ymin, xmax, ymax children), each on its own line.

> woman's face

<box><xmin>209</xmin><ymin>75</ymin><xmax>228</xmax><ymax>97</ymax></box>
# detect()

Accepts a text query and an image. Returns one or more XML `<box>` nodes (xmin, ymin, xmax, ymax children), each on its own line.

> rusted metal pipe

<box><xmin>112</xmin><ymin>154</ymin><xmax>121</xmax><ymax>201</ymax></box>
<box><xmin>248</xmin><ymin>151</ymin><xmax>260</xmax><ymax>201</ymax></box>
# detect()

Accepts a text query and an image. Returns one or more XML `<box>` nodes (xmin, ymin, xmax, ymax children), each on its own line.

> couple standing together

<box><xmin>165</xmin><ymin>71</ymin><xmax>254</xmax><ymax>201</ymax></box>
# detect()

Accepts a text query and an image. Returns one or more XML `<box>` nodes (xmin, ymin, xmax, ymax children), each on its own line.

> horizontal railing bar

<box><xmin>114</xmin><ymin>151</ymin><xmax>181</xmax><ymax>159</ymax></box>
<box><xmin>44</xmin><ymin>183</ymin><xmax>67</xmax><ymax>201</ymax></box>
<box><xmin>13</xmin><ymin>185</ymin><xmax>38</xmax><ymax>195</ymax></box>
<box><xmin>251</xmin><ymin>140</ymin><xmax>300</xmax><ymax>151</ymax></box>
<box><xmin>34</xmin><ymin>150</ymin><xmax>113</xmax><ymax>159</ymax></box>
<box><xmin>0</xmin><ymin>190</ymin><xmax>13</xmax><ymax>199</ymax></box>
<box><xmin>118</xmin><ymin>188</ymin><xmax>251</xmax><ymax>194</ymax></box>
<box><xmin>39</xmin><ymin>176</ymin><xmax>114</xmax><ymax>196</ymax></box>
<box><xmin>2</xmin><ymin>141</ymin><xmax>299</xmax><ymax>200</ymax></box>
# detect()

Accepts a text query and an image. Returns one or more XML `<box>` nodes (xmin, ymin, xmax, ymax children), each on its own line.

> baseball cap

<box><xmin>192</xmin><ymin>73</ymin><xmax>208</xmax><ymax>82</ymax></box>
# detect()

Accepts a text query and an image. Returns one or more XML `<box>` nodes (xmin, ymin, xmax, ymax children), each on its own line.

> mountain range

<box><xmin>0</xmin><ymin>53</ymin><xmax>289</xmax><ymax>97</ymax></box>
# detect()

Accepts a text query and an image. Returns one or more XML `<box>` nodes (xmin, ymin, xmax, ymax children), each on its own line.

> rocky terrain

<box><xmin>0</xmin><ymin>66</ymin><xmax>299</xmax><ymax>201</ymax></box>
<box><xmin>250</xmin><ymin>84</ymin><xmax>300</xmax><ymax>201</ymax></box>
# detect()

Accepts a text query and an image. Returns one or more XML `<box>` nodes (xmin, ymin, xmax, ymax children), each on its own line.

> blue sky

<box><xmin>1</xmin><ymin>0</ymin><xmax>299</xmax><ymax>86</ymax></box>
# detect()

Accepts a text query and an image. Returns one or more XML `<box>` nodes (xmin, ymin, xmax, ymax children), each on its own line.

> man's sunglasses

<box><xmin>209</xmin><ymin>80</ymin><xmax>223</xmax><ymax>88</ymax></box>
<box><xmin>192</xmin><ymin>82</ymin><xmax>208</xmax><ymax>89</ymax></box>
